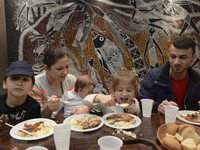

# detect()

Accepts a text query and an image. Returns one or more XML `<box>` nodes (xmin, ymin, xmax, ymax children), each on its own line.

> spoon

<box><xmin>47</xmin><ymin>96</ymin><xmax>72</xmax><ymax>104</ymax></box>
<box><xmin>60</xmin><ymin>100</ymin><xmax>72</xmax><ymax>104</ymax></box>
<box><xmin>117</xmin><ymin>103</ymin><xmax>129</xmax><ymax>108</ymax></box>
<box><xmin>5</xmin><ymin>123</ymin><xmax>34</xmax><ymax>135</ymax></box>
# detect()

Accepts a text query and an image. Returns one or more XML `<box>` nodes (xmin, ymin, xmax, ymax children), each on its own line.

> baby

<box><xmin>53</xmin><ymin>75</ymin><xmax>95</xmax><ymax>118</ymax></box>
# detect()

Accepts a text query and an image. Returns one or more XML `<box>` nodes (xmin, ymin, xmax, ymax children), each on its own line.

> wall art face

<box><xmin>4</xmin><ymin>0</ymin><xmax>200</xmax><ymax>94</ymax></box>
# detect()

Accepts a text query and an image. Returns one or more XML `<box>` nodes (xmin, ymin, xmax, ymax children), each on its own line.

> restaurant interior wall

<box><xmin>3</xmin><ymin>0</ymin><xmax>200</xmax><ymax>94</ymax></box>
<box><xmin>0</xmin><ymin>0</ymin><xmax>8</xmax><ymax>94</ymax></box>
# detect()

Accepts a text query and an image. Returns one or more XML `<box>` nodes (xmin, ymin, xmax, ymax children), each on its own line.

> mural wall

<box><xmin>5</xmin><ymin>0</ymin><xmax>200</xmax><ymax>94</ymax></box>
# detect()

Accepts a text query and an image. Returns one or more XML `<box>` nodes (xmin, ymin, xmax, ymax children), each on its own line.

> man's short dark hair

<box><xmin>173</xmin><ymin>36</ymin><xmax>196</xmax><ymax>55</ymax></box>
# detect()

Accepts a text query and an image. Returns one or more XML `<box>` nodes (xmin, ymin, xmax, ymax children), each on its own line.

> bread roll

<box><xmin>181</xmin><ymin>138</ymin><xmax>196</xmax><ymax>150</ymax></box>
<box><xmin>175</xmin><ymin>132</ymin><xmax>183</xmax><ymax>142</ymax></box>
<box><xmin>178</xmin><ymin>123</ymin><xmax>194</xmax><ymax>135</ymax></box>
<box><xmin>166</xmin><ymin>123</ymin><xmax>179</xmax><ymax>136</ymax></box>
<box><xmin>181</xmin><ymin>127</ymin><xmax>200</xmax><ymax>145</ymax></box>
<box><xmin>196</xmin><ymin>143</ymin><xmax>200</xmax><ymax>150</ymax></box>
<box><xmin>162</xmin><ymin>136</ymin><xmax>181</xmax><ymax>150</ymax></box>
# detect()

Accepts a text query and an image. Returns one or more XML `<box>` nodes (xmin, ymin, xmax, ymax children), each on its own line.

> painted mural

<box><xmin>4</xmin><ymin>0</ymin><xmax>200</xmax><ymax>94</ymax></box>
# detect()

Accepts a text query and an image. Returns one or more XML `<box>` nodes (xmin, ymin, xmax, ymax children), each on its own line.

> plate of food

<box><xmin>10</xmin><ymin>118</ymin><xmax>57</xmax><ymax>140</ymax></box>
<box><xmin>102</xmin><ymin>113</ymin><xmax>141</xmax><ymax>129</ymax></box>
<box><xmin>177</xmin><ymin>110</ymin><xmax>200</xmax><ymax>125</ymax></box>
<box><xmin>157</xmin><ymin>122</ymin><xmax>200</xmax><ymax>150</ymax></box>
<box><xmin>63</xmin><ymin>114</ymin><xmax>103</xmax><ymax>132</ymax></box>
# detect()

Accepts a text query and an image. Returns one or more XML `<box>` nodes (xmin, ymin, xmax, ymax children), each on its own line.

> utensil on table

<box><xmin>5</xmin><ymin>123</ymin><xmax>34</xmax><ymax>135</ymax></box>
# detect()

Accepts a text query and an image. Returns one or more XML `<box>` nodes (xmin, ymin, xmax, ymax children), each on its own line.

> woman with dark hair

<box><xmin>29</xmin><ymin>47</ymin><xmax>90</xmax><ymax>118</ymax></box>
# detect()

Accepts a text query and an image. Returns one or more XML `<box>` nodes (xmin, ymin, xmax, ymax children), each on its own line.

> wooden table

<box><xmin>0</xmin><ymin>113</ymin><xmax>178</xmax><ymax>150</ymax></box>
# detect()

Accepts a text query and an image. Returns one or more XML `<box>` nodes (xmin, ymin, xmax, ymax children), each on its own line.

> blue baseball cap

<box><xmin>6</xmin><ymin>61</ymin><xmax>34</xmax><ymax>76</ymax></box>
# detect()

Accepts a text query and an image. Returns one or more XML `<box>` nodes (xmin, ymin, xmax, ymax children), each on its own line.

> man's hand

<box><xmin>158</xmin><ymin>100</ymin><xmax>178</xmax><ymax>114</ymax></box>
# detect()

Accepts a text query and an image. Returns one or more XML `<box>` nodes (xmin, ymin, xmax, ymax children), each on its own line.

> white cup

<box><xmin>141</xmin><ymin>99</ymin><xmax>154</xmax><ymax>117</ymax></box>
<box><xmin>53</xmin><ymin>123</ymin><xmax>71</xmax><ymax>150</ymax></box>
<box><xmin>98</xmin><ymin>136</ymin><xmax>123</xmax><ymax>150</ymax></box>
<box><xmin>164</xmin><ymin>105</ymin><xmax>179</xmax><ymax>124</ymax></box>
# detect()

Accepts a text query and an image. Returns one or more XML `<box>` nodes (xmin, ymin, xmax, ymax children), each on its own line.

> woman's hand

<box><xmin>47</xmin><ymin>95</ymin><xmax>60</xmax><ymax>112</ymax></box>
<box><xmin>70</xmin><ymin>105</ymin><xmax>90</xmax><ymax>115</ymax></box>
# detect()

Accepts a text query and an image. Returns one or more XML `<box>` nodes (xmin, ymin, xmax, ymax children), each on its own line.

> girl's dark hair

<box><xmin>173</xmin><ymin>36</ymin><xmax>196</xmax><ymax>55</ymax></box>
<box><xmin>43</xmin><ymin>47</ymin><xmax>70</xmax><ymax>68</ymax></box>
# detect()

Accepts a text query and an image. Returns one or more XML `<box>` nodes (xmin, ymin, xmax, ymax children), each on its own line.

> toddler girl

<box><xmin>83</xmin><ymin>68</ymin><xmax>140</xmax><ymax>115</ymax></box>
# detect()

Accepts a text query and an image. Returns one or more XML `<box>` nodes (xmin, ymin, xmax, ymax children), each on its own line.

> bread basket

<box><xmin>157</xmin><ymin>122</ymin><xmax>200</xmax><ymax>150</ymax></box>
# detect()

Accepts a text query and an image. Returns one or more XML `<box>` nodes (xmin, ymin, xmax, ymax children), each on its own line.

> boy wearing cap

<box><xmin>0</xmin><ymin>61</ymin><xmax>42</xmax><ymax>121</ymax></box>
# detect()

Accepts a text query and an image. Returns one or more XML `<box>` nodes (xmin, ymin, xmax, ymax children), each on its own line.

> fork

<box><xmin>5</xmin><ymin>123</ymin><xmax>34</xmax><ymax>135</ymax></box>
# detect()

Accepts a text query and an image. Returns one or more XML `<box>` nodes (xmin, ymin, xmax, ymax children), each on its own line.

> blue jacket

<box><xmin>138</xmin><ymin>62</ymin><xmax>200</xmax><ymax>113</ymax></box>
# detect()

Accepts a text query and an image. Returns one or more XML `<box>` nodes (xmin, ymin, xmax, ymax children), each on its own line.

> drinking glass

<box><xmin>53</xmin><ymin>123</ymin><xmax>71</xmax><ymax>150</ymax></box>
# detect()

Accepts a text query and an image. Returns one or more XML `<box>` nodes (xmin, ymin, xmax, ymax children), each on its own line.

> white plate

<box><xmin>177</xmin><ymin>110</ymin><xmax>200</xmax><ymax>125</ymax></box>
<box><xmin>10</xmin><ymin>118</ymin><xmax>57</xmax><ymax>140</ymax></box>
<box><xmin>26</xmin><ymin>146</ymin><xmax>48</xmax><ymax>150</ymax></box>
<box><xmin>102</xmin><ymin>113</ymin><xmax>141</xmax><ymax>129</ymax></box>
<box><xmin>63</xmin><ymin>114</ymin><xmax>104</xmax><ymax>132</ymax></box>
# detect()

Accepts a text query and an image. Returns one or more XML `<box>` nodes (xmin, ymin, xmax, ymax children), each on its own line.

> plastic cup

<box><xmin>164</xmin><ymin>105</ymin><xmax>179</xmax><ymax>124</ymax></box>
<box><xmin>98</xmin><ymin>136</ymin><xmax>123</xmax><ymax>150</ymax></box>
<box><xmin>53</xmin><ymin>123</ymin><xmax>71</xmax><ymax>150</ymax></box>
<box><xmin>141</xmin><ymin>99</ymin><xmax>154</xmax><ymax>117</ymax></box>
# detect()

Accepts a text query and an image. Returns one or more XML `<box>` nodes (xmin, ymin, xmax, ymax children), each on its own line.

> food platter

<box><xmin>10</xmin><ymin>118</ymin><xmax>57</xmax><ymax>141</ymax></box>
<box><xmin>177</xmin><ymin>110</ymin><xmax>200</xmax><ymax>125</ymax></box>
<box><xmin>157</xmin><ymin>122</ymin><xmax>200</xmax><ymax>150</ymax></box>
<box><xmin>63</xmin><ymin>114</ymin><xmax>104</xmax><ymax>132</ymax></box>
<box><xmin>102</xmin><ymin>113</ymin><xmax>141</xmax><ymax>129</ymax></box>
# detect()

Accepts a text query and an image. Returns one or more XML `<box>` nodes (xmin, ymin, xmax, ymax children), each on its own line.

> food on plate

<box><xmin>106</xmin><ymin>113</ymin><xmax>136</xmax><ymax>127</ymax></box>
<box><xmin>180</xmin><ymin>111</ymin><xmax>200</xmax><ymax>123</ymax></box>
<box><xmin>65</xmin><ymin>101</ymin><xmax>72</xmax><ymax>104</ymax></box>
<box><xmin>17</xmin><ymin>121</ymin><xmax>53</xmax><ymax>138</ymax></box>
<box><xmin>162</xmin><ymin>123</ymin><xmax>200</xmax><ymax>150</ymax></box>
<box><xmin>119</xmin><ymin>103</ymin><xmax>129</xmax><ymax>108</ymax></box>
<box><xmin>114</xmin><ymin>129</ymin><xmax>137</xmax><ymax>138</ymax></box>
<box><xmin>66</xmin><ymin>115</ymin><xmax>102</xmax><ymax>130</ymax></box>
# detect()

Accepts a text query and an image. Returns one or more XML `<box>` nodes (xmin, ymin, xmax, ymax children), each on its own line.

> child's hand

<box><xmin>70</xmin><ymin>105</ymin><xmax>90</xmax><ymax>115</ymax></box>
<box><xmin>51</xmin><ymin>114</ymin><xmax>56</xmax><ymax>118</ymax></box>
<box><xmin>95</xmin><ymin>94</ymin><xmax>115</xmax><ymax>107</ymax></box>
<box><xmin>125</xmin><ymin>107</ymin><xmax>137</xmax><ymax>114</ymax></box>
